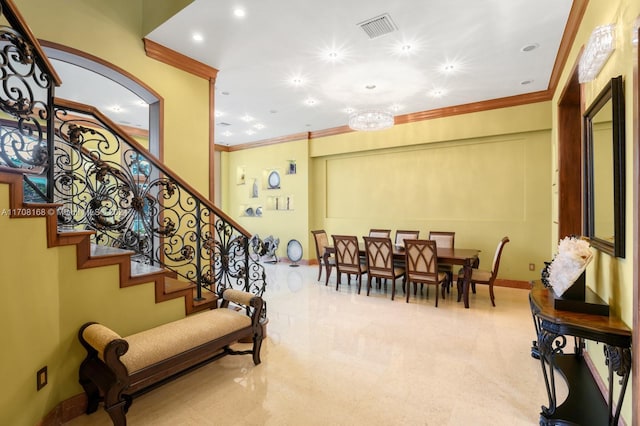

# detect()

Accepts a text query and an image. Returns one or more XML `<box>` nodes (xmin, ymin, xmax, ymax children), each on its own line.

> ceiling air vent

<box><xmin>357</xmin><ymin>13</ymin><xmax>397</xmax><ymax>39</ymax></box>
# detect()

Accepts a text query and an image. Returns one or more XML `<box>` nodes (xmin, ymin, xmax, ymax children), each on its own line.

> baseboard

<box><xmin>494</xmin><ymin>279</ymin><xmax>531</xmax><ymax>290</ymax></box>
<box><xmin>37</xmin><ymin>393</ymin><xmax>87</xmax><ymax>426</ymax></box>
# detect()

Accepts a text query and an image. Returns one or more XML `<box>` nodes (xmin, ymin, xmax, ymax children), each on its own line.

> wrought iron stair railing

<box><xmin>51</xmin><ymin>99</ymin><xmax>267</xmax><ymax>304</ymax></box>
<box><xmin>0</xmin><ymin>0</ymin><xmax>266</xmax><ymax>311</ymax></box>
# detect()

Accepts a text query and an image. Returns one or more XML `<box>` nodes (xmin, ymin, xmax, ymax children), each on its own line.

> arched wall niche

<box><xmin>40</xmin><ymin>41</ymin><xmax>163</xmax><ymax>159</ymax></box>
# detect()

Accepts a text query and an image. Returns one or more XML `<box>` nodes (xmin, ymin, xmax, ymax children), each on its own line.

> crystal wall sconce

<box><xmin>578</xmin><ymin>24</ymin><xmax>616</xmax><ymax>83</ymax></box>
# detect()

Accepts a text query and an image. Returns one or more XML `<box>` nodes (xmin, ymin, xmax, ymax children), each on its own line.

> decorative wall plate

<box><xmin>286</xmin><ymin>239</ymin><xmax>303</xmax><ymax>266</ymax></box>
<box><xmin>267</xmin><ymin>170</ymin><xmax>280</xmax><ymax>189</ymax></box>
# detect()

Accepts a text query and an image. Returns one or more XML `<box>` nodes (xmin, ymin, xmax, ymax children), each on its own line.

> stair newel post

<box><xmin>194</xmin><ymin>198</ymin><xmax>204</xmax><ymax>301</ymax></box>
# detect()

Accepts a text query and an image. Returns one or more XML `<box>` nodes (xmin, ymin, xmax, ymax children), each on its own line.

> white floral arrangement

<box><xmin>547</xmin><ymin>236</ymin><xmax>593</xmax><ymax>297</ymax></box>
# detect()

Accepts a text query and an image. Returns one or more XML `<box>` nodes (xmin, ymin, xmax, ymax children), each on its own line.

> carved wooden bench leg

<box><xmin>105</xmin><ymin>401</ymin><xmax>128</xmax><ymax>426</ymax></box>
<box><xmin>79</xmin><ymin>377</ymin><xmax>100</xmax><ymax>414</ymax></box>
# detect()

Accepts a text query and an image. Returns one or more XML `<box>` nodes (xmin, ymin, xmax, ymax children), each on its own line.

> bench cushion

<box><xmin>120</xmin><ymin>308</ymin><xmax>251</xmax><ymax>373</ymax></box>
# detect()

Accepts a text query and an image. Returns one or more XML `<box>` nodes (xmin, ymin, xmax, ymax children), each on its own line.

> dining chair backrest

<box><xmin>404</xmin><ymin>239</ymin><xmax>439</xmax><ymax>283</ymax></box>
<box><xmin>395</xmin><ymin>230</ymin><xmax>420</xmax><ymax>246</ymax></box>
<box><xmin>369</xmin><ymin>229</ymin><xmax>391</xmax><ymax>238</ymax></box>
<box><xmin>331</xmin><ymin>235</ymin><xmax>362</xmax><ymax>274</ymax></box>
<box><xmin>363</xmin><ymin>236</ymin><xmax>395</xmax><ymax>276</ymax></box>
<box><xmin>428</xmin><ymin>231</ymin><xmax>455</xmax><ymax>249</ymax></box>
<box><xmin>311</xmin><ymin>229</ymin><xmax>329</xmax><ymax>261</ymax></box>
<box><xmin>490</xmin><ymin>236</ymin><xmax>510</xmax><ymax>276</ymax></box>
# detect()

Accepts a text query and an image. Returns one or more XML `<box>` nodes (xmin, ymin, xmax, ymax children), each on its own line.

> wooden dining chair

<box><xmin>457</xmin><ymin>236</ymin><xmax>509</xmax><ymax>307</ymax></box>
<box><xmin>311</xmin><ymin>229</ymin><xmax>335</xmax><ymax>285</ymax></box>
<box><xmin>394</xmin><ymin>230</ymin><xmax>420</xmax><ymax>247</ymax></box>
<box><xmin>331</xmin><ymin>235</ymin><xmax>367</xmax><ymax>293</ymax></box>
<box><xmin>403</xmin><ymin>239</ymin><xmax>447</xmax><ymax>306</ymax></box>
<box><xmin>368</xmin><ymin>229</ymin><xmax>391</xmax><ymax>238</ymax></box>
<box><xmin>428</xmin><ymin>231</ymin><xmax>455</xmax><ymax>295</ymax></box>
<box><xmin>363</xmin><ymin>236</ymin><xmax>405</xmax><ymax>300</ymax></box>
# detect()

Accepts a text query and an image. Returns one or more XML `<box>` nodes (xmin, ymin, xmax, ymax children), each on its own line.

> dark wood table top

<box><xmin>325</xmin><ymin>244</ymin><xmax>479</xmax><ymax>264</ymax></box>
<box><xmin>529</xmin><ymin>281</ymin><xmax>631</xmax><ymax>346</ymax></box>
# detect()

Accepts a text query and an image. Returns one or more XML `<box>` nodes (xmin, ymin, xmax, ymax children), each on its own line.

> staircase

<box><xmin>2</xmin><ymin>161</ymin><xmax>221</xmax><ymax>315</ymax></box>
<box><xmin>0</xmin><ymin>0</ymin><xmax>266</xmax><ymax>317</ymax></box>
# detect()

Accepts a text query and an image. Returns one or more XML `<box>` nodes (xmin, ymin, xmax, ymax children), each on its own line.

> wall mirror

<box><xmin>583</xmin><ymin>75</ymin><xmax>625</xmax><ymax>258</ymax></box>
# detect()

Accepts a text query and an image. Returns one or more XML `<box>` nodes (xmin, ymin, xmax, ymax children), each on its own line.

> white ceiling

<box><xmin>52</xmin><ymin>0</ymin><xmax>575</xmax><ymax>147</ymax></box>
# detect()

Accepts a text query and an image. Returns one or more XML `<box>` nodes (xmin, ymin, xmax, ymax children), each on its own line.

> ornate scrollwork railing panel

<box><xmin>0</xmin><ymin>5</ymin><xmax>55</xmax><ymax>202</ymax></box>
<box><xmin>0</xmin><ymin>1</ymin><xmax>267</xmax><ymax>313</ymax></box>
<box><xmin>51</xmin><ymin>103</ymin><xmax>267</xmax><ymax>308</ymax></box>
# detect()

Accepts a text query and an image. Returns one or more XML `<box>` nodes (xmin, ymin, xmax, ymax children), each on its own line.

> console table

<box><xmin>529</xmin><ymin>282</ymin><xmax>631</xmax><ymax>425</ymax></box>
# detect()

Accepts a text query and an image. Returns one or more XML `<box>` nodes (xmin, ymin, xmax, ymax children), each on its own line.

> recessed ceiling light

<box><xmin>240</xmin><ymin>114</ymin><xmax>254</xmax><ymax>122</ymax></box>
<box><xmin>221</xmin><ymin>91</ymin><xmax>230</xmax><ymax>96</ymax></box>
<box><xmin>365</xmin><ymin>84</ymin><xmax>377</xmax><ymax>90</ymax></box>
<box><xmin>253</xmin><ymin>123</ymin><xmax>265</xmax><ymax>129</ymax></box>
<box><xmin>290</xmin><ymin>77</ymin><xmax>304</xmax><ymax>86</ymax></box>
<box><xmin>233</xmin><ymin>8</ymin><xmax>246</xmax><ymax>18</ymax></box>
<box><xmin>521</xmin><ymin>43</ymin><xmax>539</xmax><ymax>52</ymax></box>
<box><xmin>442</xmin><ymin>63</ymin><xmax>455</xmax><ymax>73</ymax></box>
<box><xmin>110</xmin><ymin>105</ymin><xmax>123</xmax><ymax>112</ymax></box>
<box><xmin>389</xmin><ymin>104</ymin><xmax>403</xmax><ymax>112</ymax></box>
<box><xmin>344</xmin><ymin>107</ymin><xmax>355</xmax><ymax>114</ymax></box>
<box><xmin>214</xmin><ymin>110</ymin><xmax>224</xmax><ymax>117</ymax></box>
<box><xmin>245</xmin><ymin>130</ymin><xmax>255</xmax><ymax>135</ymax></box>
<box><xmin>192</xmin><ymin>33</ymin><xmax>204</xmax><ymax>42</ymax></box>
<box><xmin>304</xmin><ymin>97</ymin><xmax>317</xmax><ymax>106</ymax></box>
<box><xmin>222</xmin><ymin>131</ymin><xmax>232</xmax><ymax>137</ymax></box>
<box><xmin>429</xmin><ymin>89</ymin><xmax>446</xmax><ymax>98</ymax></box>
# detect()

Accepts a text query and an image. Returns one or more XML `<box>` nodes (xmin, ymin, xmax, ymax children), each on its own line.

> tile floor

<box><xmin>65</xmin><ymin>263</ymin><xmax>563</xmax><ymax>425</ymax></box>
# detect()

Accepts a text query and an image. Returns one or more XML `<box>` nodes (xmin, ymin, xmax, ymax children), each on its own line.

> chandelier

<box><xmin>348</xmin><ymin>109</ymin><xmax>394</xmax><ymax>131</ymax></box>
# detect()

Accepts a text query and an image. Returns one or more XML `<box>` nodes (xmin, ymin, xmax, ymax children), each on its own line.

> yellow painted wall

<box><xmin>224</xmin><ymin>139</ymin><xmax>310</xmax><ymax>259</ymax></box>
<box><xmin>14</xmin><ymin>0</ymin><xmax>211</xmax><ymax>197</ymax></box>
<box><xmin>2</xmin><ymin>1</ymin><xmax>212</xmax><ymax>424</ymax></box>
<box><xmin>0</xmin><ymin>183</ymin><xmax>186</xmax><ymax>425</ymax></box>
<box><xmin>223</xmin><ymin>103</ymin><xmax>552</xmax><ymax>281</ymax></box>
<box><xmin>549</xmin><ymin>0</ymin><xmax>639</xmax><ymax>421</ymax></box>
<box><xmin>308</xmin><ymin>112</ymin><xmax>552</xmax><ymax>282</ymax></box>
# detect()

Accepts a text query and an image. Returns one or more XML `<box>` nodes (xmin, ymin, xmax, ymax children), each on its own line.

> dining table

<box><xmin>323</xmin><ymin>244</ymin><xmax>481</xmax><ymax>308</ymax></box>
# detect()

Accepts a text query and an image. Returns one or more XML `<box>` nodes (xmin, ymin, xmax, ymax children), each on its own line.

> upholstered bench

<box><xmin>77</xmin><ymin>289</ymin><xmax>264</xmax><ymax>426</ymax></box>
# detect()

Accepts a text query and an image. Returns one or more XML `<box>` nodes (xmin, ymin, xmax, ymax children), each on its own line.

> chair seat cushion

<box><xmin>121</xmin><ymin>308</ymin><xmax>251</xmax><ymax>373</ymax></box>
<box><xmin>407</xmin><ymin>271</ymin><xmax>446</xmax><ymax>283</ymax></box>
<box><xmin>458</xmin><ymin>268</ymin><xmax>492</xmax><ymax>283</ymax></box>
<box><xmin>340</xmin><ymin>264</ymin><xmax>367</xmax><ymax>274</ymax></box>
<box><xmin>370</xmin><ymin>266</ymin><xmax>405</xmax><ymax>277</ymax></box>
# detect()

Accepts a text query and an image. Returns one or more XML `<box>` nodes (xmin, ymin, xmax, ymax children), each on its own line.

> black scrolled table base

<box><xmin>529</xmin><ymin>284</ymin><xmax>632</xmax><ymax>426</ymax></box>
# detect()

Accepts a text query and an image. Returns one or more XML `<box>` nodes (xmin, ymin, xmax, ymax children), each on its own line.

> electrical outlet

<box><xmin>528</xmin><ymin>263</ymin><xmax>535</xmax><ymax>271</ymax></box>
<box><xmin>37</xmin><ymin>366</ymin><xmax>47</xmax><ymax>391</ymax></box>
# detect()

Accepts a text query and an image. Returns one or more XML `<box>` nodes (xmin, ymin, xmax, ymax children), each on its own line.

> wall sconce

<box><xmin>578</xmin><ymin>24</ymin><xmax>616</xmax><ymax>83</ymax></box>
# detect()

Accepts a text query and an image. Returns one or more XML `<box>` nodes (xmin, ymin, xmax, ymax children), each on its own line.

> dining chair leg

<box><xmin>317</xmin><ymin>264</ymin><xmax>322</xmax><ymax>282</ymax></box>
<box><xmin>489</xmin><ymin>283</ymin><xmax>496</xmax><ymax>307</ymax></box>
<box><xmin>357</xmin><ymin>275</ymin><xmax>363</xmax><ymax>295</ymax></box>
<box><xmin>391</xmin><ymin>279</ymin><xmax>396</xmax><ymax>301</ymax></box>
<box><xmin>406</xmin><ymin>281</ymin><xmax>411</xmax><ymax>303</ymax></box>
<box><xmin>435</xmin><ymin>284</ymin><xmax>439</xmax><ymax>307</ymax></box>
<box><xmin>335</xmin><ymin>273</ymin><xmax>341</xmax><ymax>291</ymax></box>
<box><xmin>366</xmin><ymin>275</ymin><xmax>372</xmax><ymax>296</ymax></box>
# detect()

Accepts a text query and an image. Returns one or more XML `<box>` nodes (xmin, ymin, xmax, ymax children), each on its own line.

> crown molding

<box><xmin>143</xmin><ymin>38</ymin><xmax>218</xmax><ymax>81</ymax></box>
<box><xmin>218</xmin><ymin>132</ymin><xmax>310</xmax><ymax>152</ymax></box>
